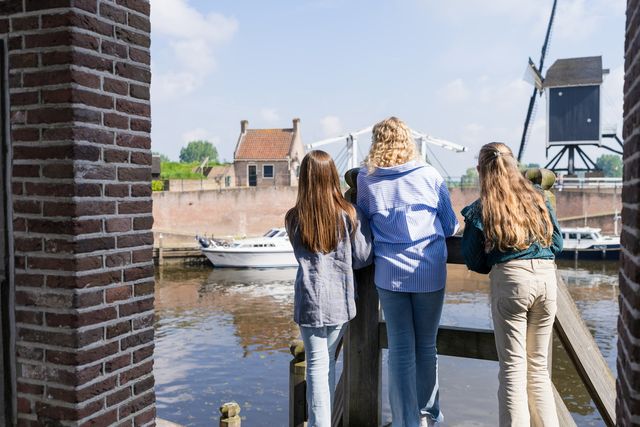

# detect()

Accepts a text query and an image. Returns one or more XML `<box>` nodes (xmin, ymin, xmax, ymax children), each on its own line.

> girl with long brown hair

<box><xmin>461</xmin><ymin>142</ymin><xmax>563</xmax><ymax>426</ymax></box>
<box><xmin>285</xmin><ymin>150</ymin><xmax>372</xmax><ymax>427</ymax></box>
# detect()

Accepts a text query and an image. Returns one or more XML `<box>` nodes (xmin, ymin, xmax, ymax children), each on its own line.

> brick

<box><xmin>28</xmin><ymin>218</ymin><xmax>102</xmax><ymax>235</ymax></box>
<box><xmin>75</xmin><ymin>164</ymin><xmax>117</xmax><ymax>180</ymax></box>
<box><xmin>15</xmin><ymin>274</ymin><xmax>45</xmax><ymax>287</ymax></box>
<box><xmin>47</xmin><ymin>342</ymin><xmax>119</xmax><ymax>366</ymax></box>
<box><xmin>118</xmin><ymin>359</ymin><xmax>153</xmax><ymax>383</ymax></box>
<box><xmin>128</xmin><ymin>14</ymin><xmax>150</xmax><ymax>32</ymax></box>
<box><xmin>130</xmin><ymin>183</ymin><xmax>151</xmax><ymax>197</ymax></box>
<box><xmin>105</xmin><ymin>217</ymin><xmax>131</xmax><ymax>233</ymax></box>
<box><xmin>130</xmin><ymin>118</ymin><xmax>151</xmax><ymax>133</ymax></box>
<box><xmin>115</xmin><ymin>98</ymin><xmax>150</xmax><ymax>116</ymax></box>
<box><xmin>105</xmin><ymin>183</ymin><xmax>129</xmax><ymax>198</ymax></box>
<box><xmin>115</xmin><ymin>61</ymin><xmax>150</xmax><ymax>83</ymax></box>
<box><xmin>15</xmin><ymin>310</ymin><xmax>43</xmax><ymax>325</ymax></box>
<box><xmin>116</xmin><ymin>0</ymin><xmax>149</xmax><ymax>15</ymax></box>
<box><xmin>118</xmin><ymin>297</ymin><xmax>153</xmax><ymax>318</ymax></box>
<box><xmin>25</xmin><ymin>0</ymin><xmax>69</xmax><ymax>12</ymax></box>
<box><xmin>118</xmin><ymin>391</ymin><xmax>153</xmax><ymax>420</ymax></box>
<box><xmin>41</xmin><ymin>50</ymin><xmax>73</xmax><ymax>66</ymax></box>
<box><xmin>133</xmin><ymin>406</ymin><xmax>156</xmax><ymax>425</ymax></box>
<box><xmin>24</xmin><ymin>31</ymin><xmax>71</xmax><ymax>49</ymax></box>
<box><xmin>117</xmin><ymin>232</ymin><xmax>152</xmax><ymax>248</ymax></box>
<box><xmin>80</xmin><ymin>409</ymin><xmax>117</xmax><ymax>427</ymax></box>
<box><xmin>106</xmin><ymin>251</ymin><xmax>131</xmax><ymax>267</ymax></box>
<box><xmin>132</xmin><ymin>345</ymin><xmax>153</xmax><ymax>363</ymax></box>
<box><xmin>106</xmin><ymin>285</ymin><xmax>132</xmax><ymax>303</ymax></box>
<box><xmin>103</xmin><ymin>77</ymin><xmax>128</xmax><ymax>95</ymax></box>
<box><xmin>105</xmin><ymin>353</ymin><xmax>131</xmax><ymax>373</ymax></box>
<box><xmin>132</xmin><ymin>312</ymin><xmax>153</xmax><ymax>329</ymax></box>
<box><xmin>106</xmin><ymin>387</ymin><xmax>131</xmax><ymax>407</ymax></box>
<box><xmin>129</xmin><ymin>46</ymin><xmax>150</xmax><ymax>65</ymax></box>
<box><xmin>132</xmin><ymin>217</ymin><xmax>153</xmax><ymax>233</ymax></box>
<box><xmin>46</xmin><ymin>306</ymin><xmax>117</xmax><ymax>328</ymax></box>
<box><xmin>101</xmin><ymin>39</ymin><xmax>128</xmax><ymax>58</ymax></box>
<box><xmin>13</xmin><ymin>165</ymin><xmax>40</xmax><ymax>178</ymax></box>
<box><xmin>117</xmin><ymin>167</ymin><xmax>151</xmax><ymax>182</ymax></box>
<box><xmin>14</xmin><ymin>201</ymin><xmax>41</xmax><ymax>215</ymax></box>
<box><xmin>115</xmin><ymin>26</ymin><xmax>150</xmax><ymax>48</ymax></box>
<box><xmin>23</xmin><ymin>69</ymin><xmax>70</xmax><ymax>87</ymax></box>
<box><xmin>35</xmin><ymin>399</ymin><xmax>104</xmax><ymax>422</ymax></box>
<box><xmin>106</xmin><ymin>319</ymin><xmax>131</xmax><ymax>339</ymax></box>
<box><xmin>100</xmin><ymin>3</ymin><xmax>126</xmax><ymax>23</ymax></box>
<box><xmin>10</xmin><ymin>52</ymin><xmax>38</xmax><ymax>68</ymax></box>
<box><xmin>42</xmin><ymin>163</ymin><xmax>74</xmax><ymax>178</ymax></box>
<box><xmin>116</xmin><ymin>134</ymin><xmax>150</xmax><ymax>149</ymax></box>
<box><xmin>104</xmin><ymin>148</ymin><xmax>129</xmax><ymax>163</ymax></box>
<box><xmin>124</xmin><ymin>265</ymin><xmax>153</xmax><ymax>282</ymax></box>
<box><xmin>131</xmin><ymin>248</ymin><xmax>152</xmax><ymax>263</ymax></box>
<box><xmin>14</xmin><ymin>237</ymin><xmax>42</xmax><ymax>251</ymax></box>
<box><xmin>104</xmin><ymin>112</ymin><xmax>129</xmax><ymax>129</ymax></box>
<box><xmin>12</xmin><ymin>128</ymin><xmax>39</xmax><ymax>142</ymax></box>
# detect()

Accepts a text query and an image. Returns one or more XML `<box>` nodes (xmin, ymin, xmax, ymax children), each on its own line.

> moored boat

<box><xmin>556</xmin><ymin>227</ymin><xmax>621</xmax><ymax>261</ymax></box>
<box><xmin>197</xmin><ymin>228</ymin><xmax>297</xmax><ymax>268</ymax></box>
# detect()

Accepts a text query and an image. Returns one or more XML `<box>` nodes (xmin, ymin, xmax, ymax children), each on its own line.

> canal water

<box><xmin>154</xmin><ymin>260</ymin><xmax>618</xmax><ymax>426</ymax></box>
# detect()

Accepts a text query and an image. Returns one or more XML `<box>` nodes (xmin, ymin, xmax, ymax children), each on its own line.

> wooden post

<box><xmin>343</xmin><ymin>265</ymin><xmax>380</xmax><ymax>427</ymax></box>
<box><xmin>158</xmin><ymin>233</ymin><xmax>164</xmax><ymax>266</ymax></box>
<box><xmin>289</xmin><ymin>340</ymin><xmax>306</xmax><ymax>427</ymax></box>
<box><xmin>343</xmin><ymin>168</ymin><xmax>381</xmax><ymax>427</ymax></box>
<box><xmin>220</xmin><ymin>402</ymin><xmax>241</xmax><ymax>427</ymax></box>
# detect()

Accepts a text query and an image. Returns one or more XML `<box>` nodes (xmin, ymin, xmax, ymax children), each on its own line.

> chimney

<box><xmin>292</xmin><ymin>118</ymin><xmax>300</xmax><ymax>133</ymax></box>
<box><xmin>241</xmin><ymin>120</ymin><xmax>249</xmax><ymax>133</ymax></box>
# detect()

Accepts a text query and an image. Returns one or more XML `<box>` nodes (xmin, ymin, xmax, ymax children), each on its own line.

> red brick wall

<box><xmin>618</xmin><ymin>1</ymin><xmax>640</xmax><ymax>424</ymax></box>
<box><xmin>2</xmin><ymin>1</ymin><xmax>155</xmax><ymax>425</ymax></box>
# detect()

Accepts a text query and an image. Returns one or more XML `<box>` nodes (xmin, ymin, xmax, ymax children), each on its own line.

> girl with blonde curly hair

<box><xmin>356</xmin><ymin>117</ymin><xmax>459</xmax><ymax>427</ymax></box>
<box><xmin>461</xmin><ymin>142</ymin><xmax>562</xmax><ymax>426</ymax></box>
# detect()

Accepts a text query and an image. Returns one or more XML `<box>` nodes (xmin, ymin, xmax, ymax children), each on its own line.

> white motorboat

<box><xmin>557</xmin><ymin>227</ymin><xmax>621</xmax><ymax>261</ymax></box>
<box><xmin>197</xmin><ymin>228</ymin><xmax>297</xmax><ymax>268</ymax></box>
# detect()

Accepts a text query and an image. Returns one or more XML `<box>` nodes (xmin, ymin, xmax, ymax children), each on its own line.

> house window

<box><xmin>224</xmin><ymin>176</ymin><xmax>231</xmax><ymax>187</ymax></box>
<box><xmin>263</xmin><ymin>164</ymin><xmax>274</xmax><ymax>178</ymax></box>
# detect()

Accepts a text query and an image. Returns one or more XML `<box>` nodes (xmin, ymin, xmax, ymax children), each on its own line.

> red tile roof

<box><xmin>235</xmin><ymin>128</ymin><xmax>295</xmax><ymax>160</ymax></box>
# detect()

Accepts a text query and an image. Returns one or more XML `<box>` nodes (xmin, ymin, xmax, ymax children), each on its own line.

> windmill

<box><xmin>519</xmin><ymin>0</ymin><xmax>623</xmax><ymax>175</ymax></box>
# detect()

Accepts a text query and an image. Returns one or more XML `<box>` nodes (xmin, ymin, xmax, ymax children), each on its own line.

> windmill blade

<box><xmin>517</xmin><ymin>0</ymin><xmax>558</xmax><ymax>162</ymax></box>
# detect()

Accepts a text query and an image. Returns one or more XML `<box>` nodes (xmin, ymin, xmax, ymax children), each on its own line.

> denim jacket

<box><xmin>461</xmin><ymin>194</ymin><xmax>563</xmax><ymax>274</ymax></box>
<box><xmin>287</xmin><ymin>206</ymin><xmax>373</xmax><ymax>327</ymax></box>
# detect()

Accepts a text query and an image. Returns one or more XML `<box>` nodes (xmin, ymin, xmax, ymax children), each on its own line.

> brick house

<box><xmin>203</xmin><ymin>164</ymin><xmax>235</xmax><ymax>189</ymax></box>
<box><xmin>233</xmin><ymin>118</ymin><xmax>304</xmax><ymax>187</ymax></box>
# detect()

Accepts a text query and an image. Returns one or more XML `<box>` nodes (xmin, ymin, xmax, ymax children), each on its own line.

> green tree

<box><xmin>596</xmin><ymin>154</ymin><xmax>623</xmax><ymax>177</ymax></box>
<box><xmin>461</xmin><ymin>167</ymin><xmax>479</xmax><ymax>187</ymax></box>
<box><xmin>179</xmin><ymin>140</ymin><xmax>219</xmax><ymax>164</ymax></box>
<box><xmin>152</xmin><ymin>151</ymin><xmax>170</xmax><ymax>162</ymax></box>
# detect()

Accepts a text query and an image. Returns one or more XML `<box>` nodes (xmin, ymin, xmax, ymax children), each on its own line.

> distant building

<box><xmin>203</xmin><ymin>164</ymin><xmax>236</xmax><ymax>188</ymax></box>
<box><xmin>233</xmin><ymin>118</ymin><xmax>304</xmax><ymax>187</ymax></box>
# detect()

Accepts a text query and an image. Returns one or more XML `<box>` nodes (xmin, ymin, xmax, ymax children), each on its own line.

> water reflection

<box><xmin>155</xmin><ymin>262</ymin><xmax>618</xmax><ymax>427</ymax></box>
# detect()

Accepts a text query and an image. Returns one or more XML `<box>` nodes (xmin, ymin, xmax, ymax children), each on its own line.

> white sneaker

<box><xmin>420</xmin><ymin>416</ymin><xmax>439</xmax><ymax>427</ymax></box>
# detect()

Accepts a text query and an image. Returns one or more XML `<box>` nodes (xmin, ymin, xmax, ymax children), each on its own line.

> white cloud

<box><xmin>181</xmin><ymin>128</ymin><xmax>221</xmax><ymax>145</ymax></box>
<box><xmin>260</xmin><ymin>108</ymin><xmax>280</xmax><ymax>125</ymax></box>
<box><xmin>320</xmin><ymin>115</ymin><xmax>343</xmax><ymax>137</ymax></box>
<box><xmin>151</xmin><ymin>0</ymin><xmax>238</xmax><ymax>99</ymax></box>
<box><xmin>437</xmin><ymin>79</ymin><xmax>469</xmax><ymax>104</ymax></box>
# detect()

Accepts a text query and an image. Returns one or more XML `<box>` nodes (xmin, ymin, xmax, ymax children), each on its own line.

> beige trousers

<box><xmin>490</xmin><ymin>259</ymin><xmax>559</xmax><ymax>427</ymax></box>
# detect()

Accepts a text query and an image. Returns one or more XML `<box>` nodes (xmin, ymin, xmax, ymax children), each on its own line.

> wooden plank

<box><xmin>553</xmin><ymin>272</ymin><xmax>616</xmax><ymax>427</ymax></box>
<box><xmin>343</xmin><ymin>265</ymin><xmax>381</xmax><ymax>427</ymax></box>
<box><xmin>379</xmin><ymin>323</ymin><xmax>499</xmax><ymax>361</ymax></box>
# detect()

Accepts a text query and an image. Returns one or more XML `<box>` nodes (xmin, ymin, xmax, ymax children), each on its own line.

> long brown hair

<box><xmin>478</xmin><ymin>142</ymin><xmax>553</xmax><ymax>252</ymax></box>
<box><xmin>285</xmin><ymin>150</ymin><xmax>357</xmax><ymax>253</ymax></box>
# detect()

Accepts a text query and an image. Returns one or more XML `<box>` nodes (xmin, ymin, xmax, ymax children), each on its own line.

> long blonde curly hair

<box><xmin>478</xmin><ymin>142</ymin><xmax>553</xmax><ymax>252</ymax></box>
<box><xmin>364</xmin><ymin>117</ymin><xmax>418</xmax><ymax>173</ymax></box>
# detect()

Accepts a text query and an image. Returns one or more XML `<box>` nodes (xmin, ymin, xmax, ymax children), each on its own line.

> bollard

<box><xmin>220</xmin><ymin>401</ymin><xmax>241</xmax><ymax>427</ymax></box>
<box><xmin>289</xmin><ymin>340</ymin><xmax>306</xmax><ymax>427</ymax></box>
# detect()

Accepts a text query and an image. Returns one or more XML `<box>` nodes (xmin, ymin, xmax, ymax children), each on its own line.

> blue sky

<box><xmin>150</xmin><ymin>0</ymin><xmax>626</xmax><ymax>177</ymax></box>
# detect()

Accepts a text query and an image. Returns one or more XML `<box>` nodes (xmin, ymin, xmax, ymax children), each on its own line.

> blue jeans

<box><xmin>299</xmin><ymin>323</ymin><xmax>346</xmax><ymax>427</ymax></box>
<box><xmin>378</xmin><ymin>287</ymin><xmax>445</xmax><ymax>427</ymax></box>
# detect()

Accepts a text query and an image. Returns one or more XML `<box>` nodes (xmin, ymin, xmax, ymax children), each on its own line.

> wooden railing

<box><xmin>289</xmin><ymin>169</ymin><xmax>616</xmax><ymax>427</ymax></box>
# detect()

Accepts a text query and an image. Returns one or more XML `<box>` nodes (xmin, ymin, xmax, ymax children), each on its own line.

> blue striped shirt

<box><xmin>356</xmin><ymin>161</ymin><xmax>459</xmax><ymax>292</ymax></box>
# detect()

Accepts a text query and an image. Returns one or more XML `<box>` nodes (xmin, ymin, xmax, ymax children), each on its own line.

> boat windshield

<box><xmin>579</xmin><ymin>233</ymin><xmax>594</xmax><ymax>240</ymax></box>
<box><xmin>276</xmin><ymin>231</ymin><xmax>287</xmax><ymax>237</ymax></box>
<box><xmin>264</xmin><ymin>229</ymin><xmax>279</xmax><ymax>237</ymax></box>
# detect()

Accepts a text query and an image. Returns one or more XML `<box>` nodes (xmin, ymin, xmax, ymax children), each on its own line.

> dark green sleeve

<box><xmin>461</xmin><ymin>222</ymin><xmax>491</xmax><ymax>274</ymax></box>
<box><xmin>546</xmin><ymin>200</ymin><xmax>563</xmax><ymax>255</ymax></box>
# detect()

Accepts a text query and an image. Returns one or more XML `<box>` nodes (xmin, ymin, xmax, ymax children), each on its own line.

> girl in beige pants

<box><xmin>461</xmin><ymin>143</ymin><xmax>563</xmax><ymax>427</ymax></box>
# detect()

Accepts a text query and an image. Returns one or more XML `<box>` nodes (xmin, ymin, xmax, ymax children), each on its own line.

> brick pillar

<box><xmin>619</xmin><ymin>1</ymin><xmax>640</xmax><ymax>424</ymax></box>
<box><xmin>1</xmin><ymin>1</ymin><xmax>155</xmax><ymax>425</ymax></box>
